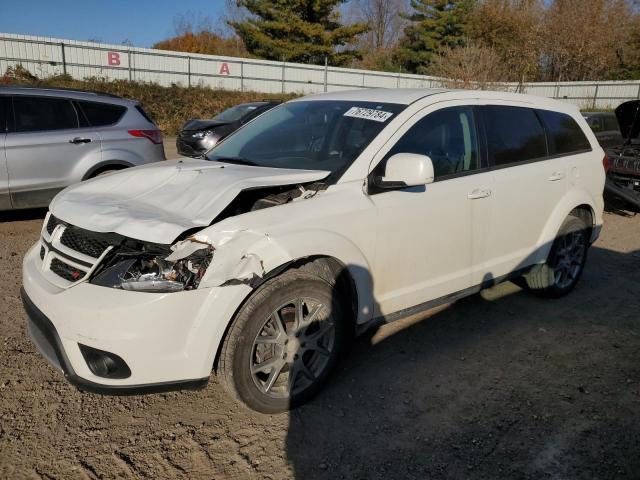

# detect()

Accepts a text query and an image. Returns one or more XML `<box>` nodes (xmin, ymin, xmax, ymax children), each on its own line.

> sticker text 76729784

<box><xmin>343</xmin><ymin>107</ymin><xmax>394</xmax><ymax>123</ymax></box>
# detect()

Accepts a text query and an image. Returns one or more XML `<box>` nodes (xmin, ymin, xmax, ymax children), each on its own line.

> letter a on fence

<box><xmin>219</xmin><ymin>63</ymin><xmax>230</xmax><ymax>75</ymax></box>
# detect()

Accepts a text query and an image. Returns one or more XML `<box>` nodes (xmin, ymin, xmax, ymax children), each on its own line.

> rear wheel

<box><xmin>219</xmin><ymin>270</ymin><xmax>350</xmax><ymax>413</ymax></box>
<box><xmin>517</xmin><ymin>215</ymin><xmax>590</xmax><ymax>298</ymax></box>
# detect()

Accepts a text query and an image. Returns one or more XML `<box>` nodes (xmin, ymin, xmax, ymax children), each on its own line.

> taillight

<box><xmin>603</xmin><ymin>154</ymin><xmax>611</xmax><ymax>173</ymax></box>
<box><xmin>128</xmin><ymin>129</ymin><xmax>162</xmax><ymax>144</ymax></box>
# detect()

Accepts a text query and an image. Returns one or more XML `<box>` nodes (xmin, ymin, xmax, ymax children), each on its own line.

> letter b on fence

<box><xmin>107</xmin><ymin>52</ymin><xmax>121</xmax><ymax>66</ymax></box>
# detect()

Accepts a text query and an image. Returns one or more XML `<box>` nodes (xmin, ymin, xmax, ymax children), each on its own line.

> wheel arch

<box><xmin>82</xmin><ymin>160</ymin><xmax>133</xmax><ymax>180</ymax></box>
<box><xmin>536</xmin><ymin>189</ymin><xmax>599</xmax><ymax>261</ymax></box>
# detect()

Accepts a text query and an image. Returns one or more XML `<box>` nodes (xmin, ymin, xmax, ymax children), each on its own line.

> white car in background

<box><xmin>22</xmin><ymin>88</ymin><xmax>605</xmax><ymax>413</ymax></box>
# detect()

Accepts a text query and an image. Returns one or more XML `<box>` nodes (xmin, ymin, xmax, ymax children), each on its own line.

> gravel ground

<box><xmin>0</xmin><ymin>209</ymin><xmax>639</xmax><ymax>479</ymax></box>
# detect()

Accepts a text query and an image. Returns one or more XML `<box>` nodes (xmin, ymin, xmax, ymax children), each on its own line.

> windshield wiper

<box><xmin>212</xmin><ymin>157</ymin><xmax>258</xmax><ymax>166</ymax></box>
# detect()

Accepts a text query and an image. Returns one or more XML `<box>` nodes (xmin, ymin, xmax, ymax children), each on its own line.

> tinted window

<box><xmin>386</xmin><ymin>106</ymin><xmax>479</xmax><ymax>178</ymax></box>
<box><xmin>537</xmin><ymin>109</ymin><xmax>591</xmax><ymax>155</ymax></box>
<box><xmin>13</xmin><ymin>96</ymin><xmax>78</xmax><ymax>132</ymax></box>
<box><xmin>584</xmin><ymin>115</ymin><xmax>602</xmax><ymax>132</ymax></box>
<box><xmin>0</xmin><ymin>96</ymin><xmax>7</xmax><ymax>132</ymax></box>
<box><xmin>604</xmin><ymin>115</ymin><xmax>619</xmax><ymax>132</ymax></box>
<box><xmin>78</xmin><ymin>101</ymin><xmax>126</xmax><ymax>126</ymax></box>
<box><xmin>483</xmin><ymin>106</ymin><xmax>546</xmax><ymax>166</ymax></box>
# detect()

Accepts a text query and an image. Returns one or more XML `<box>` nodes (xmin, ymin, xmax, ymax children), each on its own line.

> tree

<box><xmin>542</xmin><ymin>0</ymin><xmax>632</xmax><ymax>81</ymax></box>
<box><xmin>394</xmin><ymin>0</ymin><xmax>476</xmax><ymax>73</ymax></box>
<box><xmin>468</xmin><ymin>0</ymin><xmax>544</xmax><ymax>83</ymax></box>
<box><xmin>429</xmin><ymin>41</ymin><xmax>511</xmax><ymax>88</ymax></box>
<box><xmin>229</xmin><ymin>0</ymin><xmax>368</xmax><ymax>65</ymax></box>
<box><xmin>153</xmin><ymin>12</ymin><xmax>248</xmax><ymax>57</ymax></box>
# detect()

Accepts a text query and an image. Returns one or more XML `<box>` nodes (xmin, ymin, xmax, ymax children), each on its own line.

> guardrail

<box><xmin>2</xmin><ymin>33</ymin><xmax>640</xmax><ymax>109</ymax></box>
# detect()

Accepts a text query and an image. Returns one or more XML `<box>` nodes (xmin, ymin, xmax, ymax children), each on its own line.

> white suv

<box><xmin>22</xmin><ymin>89</ymin><xmax>605</xmax><ymax>413</ymax></box>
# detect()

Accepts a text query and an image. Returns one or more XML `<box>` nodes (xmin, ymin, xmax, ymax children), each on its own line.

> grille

<box><xmin>50</xmin><ymin>258</ymin><xmax>86</xmax><ymax>282</ymax></box>
<box><xmin>60</xmin><ymin>226</ymin><xmax>111</xmax><ymax>259</ymax></box>
<box><xmin>45</xmin><ymin>215</ymin><xmax>61</xmax><ymax>235</ymax></box>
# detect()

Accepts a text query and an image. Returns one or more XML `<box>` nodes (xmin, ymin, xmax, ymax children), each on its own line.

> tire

<box><xmin>518</xmin><ymin>215</ymin><xmax>590</xmax><ymax>298</ymax></box>
<box><xmin>219</xmin><ymin>270</ymin><xmax>351</xmax><ymax>413</ymax></box>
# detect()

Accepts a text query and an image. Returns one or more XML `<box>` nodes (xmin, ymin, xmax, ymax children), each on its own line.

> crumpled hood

<box><xmin>50</xmin><ymin>158</ymin><xmax>330</xmax><ymax>244</ymax></box>
<box><xmin>615</xmin><ymin>100</ymin><xmax>640</xmax><ymax>142</ymax></box>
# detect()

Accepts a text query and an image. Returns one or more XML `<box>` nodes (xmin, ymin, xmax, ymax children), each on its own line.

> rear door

<box><xmin>0</xmin><ymin>96</ymin><xmax>10</xmax><ymax>209</ymax></box>
<box><xmin>478</xmin><ymin>104</ymin><xmax>567</xmax><ymax>279</ymax></box>
<box><xmin>5</xmin><ymin>95</ymin><xmax>101</xmax><ymax>208</ymax></box>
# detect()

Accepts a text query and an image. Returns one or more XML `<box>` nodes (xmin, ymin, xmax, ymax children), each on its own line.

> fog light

<box><xmin>79</xmin><ymin>344</ymin><xmax>131</xmax><ymax>379</ymax></box>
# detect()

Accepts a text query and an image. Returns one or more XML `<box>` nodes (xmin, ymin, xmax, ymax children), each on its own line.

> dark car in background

<box><xmin>582</xmin><ymin>111</ymin><xmax>623</xmax><ymax>148</ymax></box>
<box><xmin>603</xmin><ymin>100</ymin><xmax>640</xmax><ymax>211</ymax></box>
<box><xmin>176</xmin><ymin>101</ymin><xmax>281</xmax><ymax>157</ymax></box>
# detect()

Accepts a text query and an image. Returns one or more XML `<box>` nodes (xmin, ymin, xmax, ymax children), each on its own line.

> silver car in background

<box><xmin>0</xmin><ymin>87</ymin><xmax>166</xmax><ymax>210</ymax></box>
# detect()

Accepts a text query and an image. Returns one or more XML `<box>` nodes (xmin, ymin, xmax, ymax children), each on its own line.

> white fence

<box><xmin>2</xmin><ymin>32</ymin><xmax>640</xmax><ymax>109</ymax></box>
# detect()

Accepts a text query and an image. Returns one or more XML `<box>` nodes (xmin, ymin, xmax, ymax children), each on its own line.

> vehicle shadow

<box><xmin>285</xmin><ymin>245</ymin><xmax>640</xmax><ymax>479</ymax></box>
<box><xmin>0</xmin><ymin>207</ymin><xmax>47</xmax><ymax>223</ymax></box>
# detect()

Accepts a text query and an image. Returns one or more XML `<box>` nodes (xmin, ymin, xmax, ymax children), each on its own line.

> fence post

<box><xmin>128</xmin><ymin>49</ymin><xmax>132</xmax><ymax>81</ymax></box>
<box><xmin>240</xmin><ymin>61</ymin><xmax>244</xmax><ymax>92</ymax></box>
<box><xmin>362</xmin><ymin>72</ymin><xmax>365</xmax><ymax>87</ymax></box>
<box><xmin>281</xmin><ymin>57</ymin><xmax>286</xmax><ymax>94</ymax></box>
<box><xmin>554</xmin><ymin>82</ymin><xmax>560</xmax><ymax>99</ymax></box>
<box><xmin>637</xmin><ymin>82</ymin><xmax>640</xmax><ymax>99</ymax></box>
<box><xmin>592</xmin><ymin>84</ymin><xmax>599</xmax><ymax>109</ymax></box>
<box><xmin>60</xmin><ymin>42</ymin><xmax>67</xmax><ymax>75</ymax></box>
<box><xmin>187</xmin><ymin>56</ymin><xmax>191</xmax><ymax>88</ymax></box>
<box><xmin>324</xmin><ymin>56</ymin><xmax>328</xmax><ymax>92</ymax></box>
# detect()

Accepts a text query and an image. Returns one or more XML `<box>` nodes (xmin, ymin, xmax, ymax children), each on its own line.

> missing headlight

<box><xmin>91</xmin><ymin>246</ymin><xmax>213</xmax><ymax>293</ymax></box>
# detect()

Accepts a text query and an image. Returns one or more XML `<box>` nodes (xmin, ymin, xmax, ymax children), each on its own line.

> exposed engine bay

<box><xmin>87</xmin><ymin>182</ymin><xmax>324</xmax><ymax>292</ymax></box>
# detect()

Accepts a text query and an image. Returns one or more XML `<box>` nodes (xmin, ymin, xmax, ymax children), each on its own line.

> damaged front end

<box><xmin>90</xmin><ymin>239</ymin><xmax>214</xmax><ymax>293</ymax></box>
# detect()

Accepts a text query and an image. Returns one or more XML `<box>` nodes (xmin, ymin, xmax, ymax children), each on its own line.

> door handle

<box><xmin>548</xmin><ymin>171</ymin><xmax>565</xmax><ymax>181</ymax></box>
<box><xmin>467</xmin><ymin>189</ymin><xmax>491</xmax><ymax>200</ymax></box>
<box><xmin>69</xmin><ymin>137</ymin><xmax>92</xmax><ymax>144</ymax></box>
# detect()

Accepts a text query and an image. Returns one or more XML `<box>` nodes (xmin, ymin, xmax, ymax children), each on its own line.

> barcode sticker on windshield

<box><xmin>343</xmin><ymin>107</ymin><xmax>393</xmax><ymax>122</ymax></box>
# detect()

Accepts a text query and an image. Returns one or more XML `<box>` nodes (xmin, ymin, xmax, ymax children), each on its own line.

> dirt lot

<box><xmin>0</xmin><ymin>210</ymin><xmax>639</xmax><ymax>479</ymax></box>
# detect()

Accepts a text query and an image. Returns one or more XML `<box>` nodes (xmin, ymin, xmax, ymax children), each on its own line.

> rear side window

<box><xmin>604</xmin><ymin>115</ymin><xmax>619</xmax><ymax>132</ymax></box>
<box><xmin>135</xmin><ymin>105</ymin><xmax>155</xmax><ymax>125</ymax></box>
<box><xmin>78</xmin><ymin>101</ymin><xmax>126</xmax><ymax>127</ymax></box>
<box><xmin>13</xmin><ymin>96</ymin><xmax>78</xmax><ymax>132</ymax></box>
<box><xmin>0</xmin><ymin>96</ymin><xmax>7</xmax><ymax>132</ymax></box>
<box><xmin>537</xmin><ymin>109</ymin><xmax>591</xmax><ymax>155</ymax></box>
<box><xmin>482</xmin><ymin>106</ymin><xmax>547</xmax><ymax>166</ymax></box>
<box><xmin>387</xmin><ymin>106</ymin><xmax>479</xmax><ymax>178</ymax></box>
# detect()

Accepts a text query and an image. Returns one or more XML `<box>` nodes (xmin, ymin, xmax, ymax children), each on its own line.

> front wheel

<box><xmin>219</xmin><ymin>270</ymin><xmax>350</xmax><ymax>413</ymax></box>
<box><xmin>518</xmin><ymin>215</ymin><xmax>590</xmax><ymax>298</ymax></box>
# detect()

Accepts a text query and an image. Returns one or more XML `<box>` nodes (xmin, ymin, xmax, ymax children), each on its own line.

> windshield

<box><xmin>205</xmin><ymin>100</ymin><xmax>405</xmax><ymax>176</ymax></box>
<box><xmin>213</xmin><ymin>103</ymin><xmax>264</xmax><ymax>122</ymax></box>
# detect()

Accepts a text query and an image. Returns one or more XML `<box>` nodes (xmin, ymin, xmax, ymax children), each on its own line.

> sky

<box><xmin>0</xmin><ymin>0</ymin><xmax>228</xmax><ymax>47</ymax></box>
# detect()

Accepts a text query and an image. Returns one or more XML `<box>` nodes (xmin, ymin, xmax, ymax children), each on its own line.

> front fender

<box><xmin>186</xmin><ymin>228</ymin><xmax>375</xmax><ymax>325</ymax></box>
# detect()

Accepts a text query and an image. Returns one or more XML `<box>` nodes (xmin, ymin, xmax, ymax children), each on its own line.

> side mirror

<box><xmin>377</xmin><ymin>153</ymin><xmax>435</xmax><ymax>189</ymax></box>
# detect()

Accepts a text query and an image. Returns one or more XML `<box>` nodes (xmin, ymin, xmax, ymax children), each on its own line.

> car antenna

<box><xmin>624</xmin><ymin>102</ymin><xmax>640</xmax><ymax>146</ymax></box>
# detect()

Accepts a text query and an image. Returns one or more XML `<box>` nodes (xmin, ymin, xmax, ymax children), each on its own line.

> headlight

<box><xmin>91</xmin><ymin>246</ymin><xmax>213</xmax><ymax>293</ymax></box>
<box><xmin>192</xmin><ymin>130</ymin><xmax>214</xmax><ymax>139</ymax></box>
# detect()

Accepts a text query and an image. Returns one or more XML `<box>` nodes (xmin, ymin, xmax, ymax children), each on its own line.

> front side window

<box><xmin>482</xmin><ymin>106</ymin><xmax>547</xmax><ymax>166</ymax></box>
<box><xmin>206</xmin><ymin>101</ymin><xmax>405</xmax><ymax>178</ymax></box>
<box><xmin>604</xmin><ymin>115</ymin><xmax>619</xmax><ymax>132</ymax></box>
<box><xmin>537</xmin><ymin>109</ymin><xmax>591</xmax><ymax>155</ymax></box>
<box><xmin>385</xmin><ymin>106</ymin><xmax>479</xmax><ymax>178</ymax></box>
<box><xmin>13</xmin><ymin>96</ymin><xmax>78</xmax><ymax>133</ymax></box>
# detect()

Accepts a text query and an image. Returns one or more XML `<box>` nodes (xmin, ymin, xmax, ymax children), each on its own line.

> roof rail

<box><xmin>0</xmin><ymin>85</ymin><xmax>122</xmax><ymax>98</ymax></box>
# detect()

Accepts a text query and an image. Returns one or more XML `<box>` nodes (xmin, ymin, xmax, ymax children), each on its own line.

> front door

<box><xmin>369</xmin><ymin>103</ymin><xmax>492</xmax><ymax>317</ymax></box>
<box><xmin>0</xmin><ymin>96</ymin><xmax>10</xmax><ymax>210</ymax></box>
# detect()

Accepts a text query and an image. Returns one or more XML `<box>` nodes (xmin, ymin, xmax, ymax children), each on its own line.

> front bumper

<box><xmin>22</xmin><ymin>243</ymin><xmax>252</xmax><ymax>393</ymax></box>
